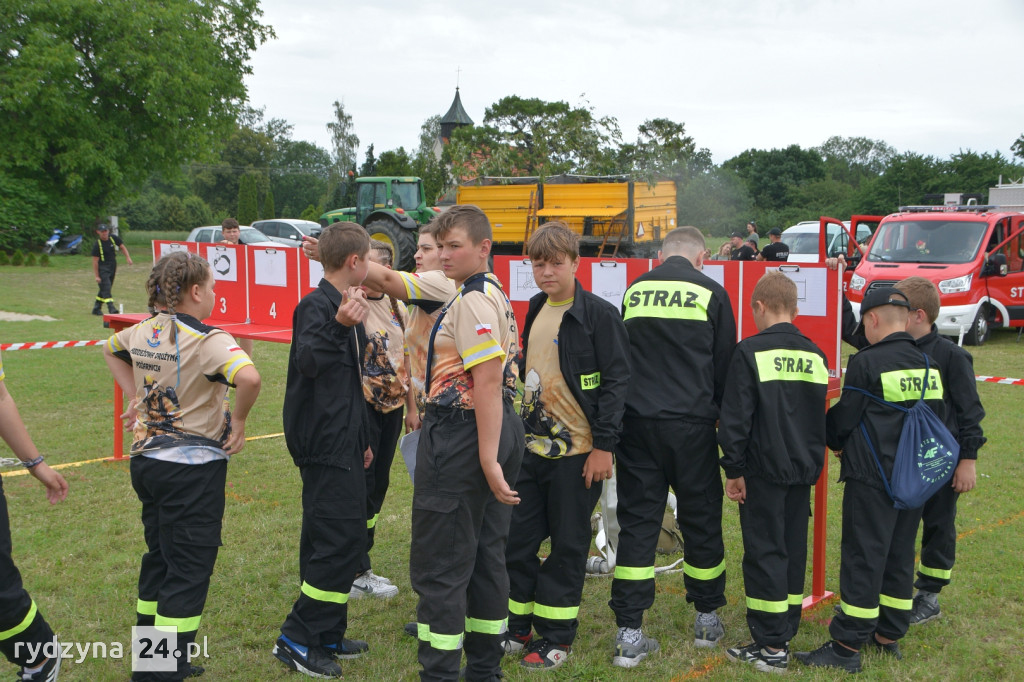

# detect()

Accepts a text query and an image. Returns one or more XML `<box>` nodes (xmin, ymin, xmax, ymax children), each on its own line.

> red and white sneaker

<box><xmin>521</xmin><ymin>639</ymin><xmax>571</xmax><ymax>670</ymax></box>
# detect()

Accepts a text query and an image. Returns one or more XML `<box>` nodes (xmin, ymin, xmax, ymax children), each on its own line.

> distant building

<box><xmin>440</xmin><ymin>87</ymin><xmax>474</xmax><ymax>143</ymax></box>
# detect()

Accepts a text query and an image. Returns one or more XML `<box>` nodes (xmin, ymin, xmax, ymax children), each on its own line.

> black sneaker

<box><xmin>325</xmin><ymin>637</ymin><xmax>369</xmax><ymax>659</ymax></box>
<box><xmin>727</xmin><ymin>642</ymin><xmax>788</xmax><ymax>673</ymax></box>
<box><xmin>184</xmin><ymin>664</ymin><xmax>205</xmax><ymax>678</ymax></box>
<box><xmin>869</xmin><ymin>635</ymin><xmax>903</xmax><ymax>660</ymax></box>
<box><xmin>19</xmin><ymin>654</ymin><xmax>61</xmax><ymax>682</ymax></box>
<box><xmin>909</xmin><ymin>590</ymin><xmax>941</xmax><ymax>625</ymax></box>
<box><xmin>272</xmin><ymin>635</ymin><xmax>343</xmax><ymax>678</ymax></box>
<box><xmin>520</xmin><ymin>638</ymin><xmax>570</xmax><ymax>670</ymax></box>
<box><xmin>794</xmin><ymin>641</ymin><xmax>862</xmax><ymax>673</ymax></box>
<box><xmin>404</xmin><ymin>621</ymin><xmax>418</xmax><ymax>637</ymax></box>
<box><xmin>500</xmin><ymin>629</ymin><xmax>532</xmax><ymax>654</ymax></box>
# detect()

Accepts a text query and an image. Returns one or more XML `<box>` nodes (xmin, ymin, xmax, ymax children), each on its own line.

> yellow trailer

<box><xmin>456</xmin><ymin>177</ymin><xmax>677</xmax><ymax>257</ymax></box>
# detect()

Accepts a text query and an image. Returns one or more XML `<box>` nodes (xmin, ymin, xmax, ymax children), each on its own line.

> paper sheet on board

<box><xmin>205</xmin><ymin>246</ymin><xmax>237</xmax><ymax>282</ymax></box>
<box><xmin>591</xmin><ymin>262</ymin><xmax>627</xmax><ymax>309</ymax></box>
<box><xmin>771</xmin><ymin>267</ymin><xmax>826</xmax><ymax>316</ymax></box>
<box><xmin>308</xmin><ymin>259</ymin><xmax>324</xmax><ymax>288</ymax></box>
<box><xmin>253</xmin><ymin>249</ymin><xmax>288</xmax><ymax>287</ymax></box>
<box><xmin>508</xmin><ymin>260</ymin><xmax>539</xmax><ymax>301</ymax></box>
<box><xmin>158</xmin><ymin>242</ymin><xmax>190</xmax><ymax>260</ymax></box>
<box><xmin>702</xmin><ymin>263</ymin><xmax>725</xmax><ymax>287</ymax></box>
<box><xmin>400</xmin><ymin>429</ymin><xmax>420</xmax><ymax>484</ymax></box>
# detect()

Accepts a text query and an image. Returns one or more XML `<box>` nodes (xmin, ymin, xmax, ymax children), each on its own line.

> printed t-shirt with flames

<box><xmin>520</xmin><ymin>299</ymin><xmax>592</xmax><ymax>457</ymax></box>
<box><xmin>396</xmin><ymin>270</ymin><xmax>455</xmax><ymax>410</ymax></box>
<box><xmin>425</xmin><ymin>273</ymin><xmax>519</xmax><ymax>410</ymax></box>
<box><xmin>362</xmin><ymin>294</ymin><xmax>410</xmax><ymax>413</ymax></box>
<box><xmin>106</xmin><ymin>312</ymin><xmax>254</xmax><ymax>454</ymax></box>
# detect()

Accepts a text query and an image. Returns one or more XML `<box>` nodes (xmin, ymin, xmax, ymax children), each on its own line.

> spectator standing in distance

<box><xmin>217</xmin><ymin>218</ymin><xmax>254</xmax><ymax>357</ymax></box>
<box><xmin>729</xmin><ymin>232</ymin><xmax>757</xmax><ymax>261</ymax></box>
<box><xmin>746</xmin><ymin>221</ymin><xmax>760</xmax><ymax>248</ymax></box>
<box><xmin>894</xmin><ymin>277</ymin><xmax>985</xmax><ymax>626</ymax></box>
<box><xmin>609</xmin><ymin>226</ymin><xmax>737</xmax><ymax>667</ymax></box>
<box><xmin>0</xmin><ymin>350</ymin><xmax>69</xmax><ymax>682</ymax></box>
<box><xmin>758</xmin><ymin>228</ymin><xmax>790</xmax><ymax>262</ymax></box>
<box><xmin>718</xmin><ymin>272</ymin><xmax>829</xmax><ymax>674</ymax></box>
<box><xmin>91</xmin><ymin>222</ymin><xmax>133</xmax><ymax>315</ymax></box>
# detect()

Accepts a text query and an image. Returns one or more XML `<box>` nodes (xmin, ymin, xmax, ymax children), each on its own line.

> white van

<box><xmin>782</xmin><ymin>220</ymin><xmax>873</xmax><ymax>263</ymax></box>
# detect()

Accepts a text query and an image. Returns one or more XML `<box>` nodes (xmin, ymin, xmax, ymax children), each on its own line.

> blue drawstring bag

<box><xmin>846</xmin><ymin>354</ymin><xmax>959</xmax><ymax>510</ymax></box>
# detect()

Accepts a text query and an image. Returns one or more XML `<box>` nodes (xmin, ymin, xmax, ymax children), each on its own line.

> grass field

<box><xmin>1</xmin><ymin>243</ymin><xmax>1022</xmax><ymax>681</ymax></box>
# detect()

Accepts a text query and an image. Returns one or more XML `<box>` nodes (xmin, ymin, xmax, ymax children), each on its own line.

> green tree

<box><xmin>618</xmin><ymin>119</ymin><xmax>713</xmax><ymax>182</ymax></box>
<box><xmin>327</xmin><ymin>100</ymin><xmax>360</xmax><ymax>177</ymax></box>
<box><xmin>1012</xmin><ymin>134</ymin><xmax>1024</xmax><ymax>161</ymax></box>
<box><xmin>157</xmin><ymin>194</ymin><xmax>188</xmax><ymax>232</ymax></box>
<box><xmin>263</xmin><ymin>189</ymin><xmax>275</xmax><ymax>220</ymax></box>
<box><xmin>182</xmin><ymin>195</ymin><xmax>212</xmax><ymax>229</ymax></box>
<box><xmin>855</xmin><ymin>152</ymin><xmax>941</xmax><ymax>214</ymax></box>
<box><xmin>359</xmin><ymin>145</ymin><xmax>378</xmax><ymax>177</ymax></box>
<box><xmin>411</xmin><ymin>115</ymin><xmax>451</xmax><ymax>203</ymax></box>
<box><xmin>723</xmin><ymin>145</ymin><xmax>826</xmax><ymax>211</ymax></box>
<box><xmin>0</xmin><ymin>0</ymin><xmax>274</xmax><ymax>231</ymax></box>
<box><xmin>815</xmin><ymin>136</ymin><xmax>896</xmax><ymax>188</ymax></box>
<box><xmin>237</xmin><ymin>173</ymin><xmax>260</xmax><ymax>225</ymax></box>
<box><xmin>376</xmin><ymin>148</ymin><xmax>413</xmax><ymax>177</ymax></box>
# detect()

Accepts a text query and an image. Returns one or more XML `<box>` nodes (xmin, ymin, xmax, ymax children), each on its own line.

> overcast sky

<box><xmin>244</xmin><ymin>0</ymin><xmax>1024</xmax><ymax>167</ymax></box>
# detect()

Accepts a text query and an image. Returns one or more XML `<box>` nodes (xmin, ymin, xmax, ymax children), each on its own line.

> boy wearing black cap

<box><xmin>729</xmin><ymin>232</ymin><xmax>757</xmax><ymax>261</ymax></box>
<box><xmin>796</xmin><ymin>287</ymin><xmax>946</xmax><ymax>673</ymax></box>
<box><xmin>91</xmin><ymin>222</ymin><xmax>133</xmax><ymax>315</ymax></box>
<box><xmin>758</xmin><ymin>229</ymin><xmax>789</xmax><ymax>262</ymax></box>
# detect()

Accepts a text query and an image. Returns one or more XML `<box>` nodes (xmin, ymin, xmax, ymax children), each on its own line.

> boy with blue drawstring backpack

<box><xmin>796</xmin><ymin>287</ymin><xmax>947</xmax><ymax>673</ymax></box>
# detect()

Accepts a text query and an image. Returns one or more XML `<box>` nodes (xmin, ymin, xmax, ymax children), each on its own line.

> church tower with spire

<box><xmin>439</xmin><ymin>87</ymin><xmax>473</xmax><ymax>143</ymax></box>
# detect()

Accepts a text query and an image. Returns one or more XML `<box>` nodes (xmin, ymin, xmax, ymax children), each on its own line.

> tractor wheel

<box><xmin>963</xmin><ymin>304</ymin><xmax>992</xmax><ymax>346</ymax></box>
<box><xmin>365</xmin><ymin>218</ymin><xmax>417</xmax><ymax>271</ymax></box>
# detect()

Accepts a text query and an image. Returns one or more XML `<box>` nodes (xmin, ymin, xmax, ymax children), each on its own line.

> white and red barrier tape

<box><xmin>975</xmin><ymin>375</ymin><xmax>1024</xmax><ymax>386</ymax></box>
<box><xmin>1</xmin><ymin>340</ymin><xmax>104</xmax><ymax>351</ymax></box>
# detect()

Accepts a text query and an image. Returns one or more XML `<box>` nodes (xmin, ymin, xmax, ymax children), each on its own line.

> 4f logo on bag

<box><xmin>916</xmin><ymin>437</ymin><xmax>956</xmax><ymax>484</ymax></box>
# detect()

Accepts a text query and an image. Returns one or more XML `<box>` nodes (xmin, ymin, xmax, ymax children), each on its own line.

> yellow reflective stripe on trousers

<box><xmin>136</xmin><ymin>599</ymin><xmax>158</xmax><ymax>616</ymax></box>
<box><xmin>753</xmin><ymin>349</ymin><xmax>829</xmax><ymax>384</ymax></box>
<box><xmin>465</xmin><ymin>616</ymin><xmax>507</xmax><ymax>634</ymax></box>
<box><xmin>155</xmin><ymin>613</ymin><xmax>201</xmax><ymax>633</ymax></box>
<box><xmin>508</xmin><ymin>598</ymin><xmax>534</xmax><ymax>616</ymax></box>
<box><xmin>788</xmin><ymin>593</ymin><xmax>804</xmax><ymax>606</ymax></box>
<box><xmin>622</xmin><ymin>281</ymin><xmax>712</xmax><ymax>322</ymax></box>
<box><xmin>367</xmin><ymin>513</ymin><xmax>379</xmax><ymax>529</ymax></box>
<box><xmin>0</xmin><ymin>601</ymin><xmax>37</xmax><ymax>641</ymax></box>
<box><xmin>683</xmin><ymin>559</ymin><xmax>726</xmax><ymax>581</ymax></box>
<box><xmin>534</xmin><ymin>603</ymin><xmax>580</xmax><ymax>621</ymax></box>
<box><xmin>879</xmin><ymin>594</ymin><xmax>913</xmax><ymax>610</ymax></box>
<box><xmin>919</xmin><ymin>564</ymin><xmax>952</xmax><ymax>580</ymax></box>
<box><xmin>614</xmin><ymin>565</ymin><xmax>656</xmax><ymax>581</ymax></box>
<box><xmin>840</xmin><ymin>600</ymin><xmax>879</xmax><ymax>619</ymax></box>
<box><xmin>300</xmin><ymin>580</ymin><xmax>349</xmax><ymax>604</ymax></box>
<box><xmin>745</xmin><ymin>596</ymin><xmax>788</xmax><ymax>613</ymax></box>
<box><xmin>417</xmin><ymin>623</ymin><xmax>463</xmax><ymax>650</ymax></box>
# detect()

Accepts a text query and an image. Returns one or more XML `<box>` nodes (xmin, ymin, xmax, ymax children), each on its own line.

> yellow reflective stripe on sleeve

<box><xmin>508</xmin><ymin>599</ymin><xmax>534</xmax><ymax>616</ymax></box>
<box><xmin>683</xmin><ymin>559</ymin><xmax>726</xmax><ymax>581</ymax></box>
<box><xmin>753</xmin><ymin>349</ymin><xmax>828</xmax><ymax>384</ymax></box>
<box><xmin>840</xmin><ymin>600</ymin><xmax>879</xmax><ymax>619</ymax></box>
<box><xmin>417</xmin><ymin>623</ymin><xmax>464</xmax><ymax>650</ymax></box>
<box><xmin>613</xmin><ymin>565</ymin><xmax>656</xmax><ymax>581</ymax></box>
<box><xmin>399</xmin><ymin>272</ymin><xmax>421</xmax><ymax>300</ymax></box>
<box><xmin>580</xmin><ymin>372</ymin><xmax>601</xmax><ymax>390</ymax></box>
<box><xmin>366</xmin><ymin>513</ymin><xmax>379</xmax><ymax>529</ymax></box>
<box><xmin>224</xmin><ymin>357</ymin><xmax>254</xmax><ymax>383</ymax></box>
<box><xmin>919</xmin><ymin>564</ymin><xmax>952</xmax><ymax>580</ymax></box>
<box><xmin>0</xmin><ymin>601</ymin><xmax>37</xmax><ymax>641</ymax></box>
<box><xmin>623</xmin><ymin>281</ymin><xmax>712</xmax><ymax>322</ymax></box>
<box><xmin>879</xmin><ymin>594</ymin><xmax>913</xmax><ymax>610</ymax></box>
<box><xmin>300</xmin><ymin>580</ymin><xmax>349</xmax><ymax>605</ymax></box>
<box><xmin>465</xmin><ymin>616</ymin><xmax>507</xmax><ymax>634</ymax></box>
<box><xmin>745</xmin><ymin>596</ymin><xmax>789</xmax><ymax>613</ymax></box>
<box><xmin>788</xmin><ymin>593</ymin><xmax>804</xmax><ymax>606</ymax></box>
<box><xmin>106</xmin><ymin>335</ymin><xmax>124</xmax><ymax>353</ymax></box>
<box><xmin>136</xmin><ymin>599</ymin><xmax>158</xmax><ymax>616</ymax></box>
<box><xmin>534</xmin><ymin>603</ymin><xmax>579</xmax><ymax>621</ymax></box>
<box><xmin>461</xmin><ymin>340</ymin><xmax>505</xmax><ymax>370</ymax></box>
<box><xmin>880</xmin><ymin>369</ymin><xmax>944</xmax><ymax>402</ymax></box>
<box><xmin>155</xmin><ymin>613</ymin><xmax>202</xmax><ymax>633</ymax></box>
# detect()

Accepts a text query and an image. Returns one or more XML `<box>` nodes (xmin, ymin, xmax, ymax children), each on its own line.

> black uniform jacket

<box><xmin>519</xmin><ymin>279</ymin><xmax>630</xmax><ymax>453</ymax></box>
<box><xmin>621</xmin><ymin>255</ymin><xmax>736</xmax><ymax>421</ymax></box>
<box><xmin>915</xmin><ymin>326</ymin><xmax>986</xmax><ymax>460</ymax></box>
<box><xmin>717</xmin><ymin>323</ymin><xmax>829</xmax><ymax>485</ymax></box>
<box><xmin>826</xmin><ymin>331</ymin><xmax>947</xmax><ymax>491</ymax></box>
<box><xmin>283</xmin><ymin>279</ymin><xmax>369</xmax><ymax>469</ymax></box>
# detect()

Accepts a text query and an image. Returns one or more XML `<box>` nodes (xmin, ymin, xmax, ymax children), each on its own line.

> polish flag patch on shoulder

<box><xmin>475</xmin><ymin>323</ymin><xmax>492</xmax><ymax>336</ymax></box>
<box><xmin>227</xmin><ymin>345</ymin><xmax>242</xmax><ymax>353</ymax></box>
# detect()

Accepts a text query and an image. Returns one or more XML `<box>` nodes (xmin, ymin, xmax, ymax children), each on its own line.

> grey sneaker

<box><xmin>726</xmin><ymin>642</ymin><xmax>788</xmax><ymax>673</ymax></box>
<box><xmin>794</xmin><ymin>641</ymin><xmax>861</xmax><ymax>673</ymax></box>
<box><xmin>612</xmin><ymin>627</ymin><xmax>660</xmax><ymax>668</ymax></box>
<box><xmin>694</xmin><ymin>611</ymin><xmax>724</xmax><ymax>648</ymax></box>
<box><xmin>350</xmin><ymin>572</ymin><xmax>398</xmax><ymax>600</ymax></box>
<box><xmin>909</xmin><ymin>590</ymin><xmax>941</xmax><ymax>625</ymax></box>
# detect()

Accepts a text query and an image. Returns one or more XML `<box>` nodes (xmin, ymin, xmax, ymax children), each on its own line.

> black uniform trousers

<box><xmin>915</xmin><ymin>483</ymin><xmax>959</xmax><ymax>593</ymax></box>
<box><xmin>506</xmin><ymin>451</ymin><xmax>603</xmax><ymax>646</ymax></box>
<box><xmin>281</xmin><ymin>462</ymin><xmax>366</xmax><ymax>648</ymax></box>
<box><xmin>96</xmin><ymin>263</ymin><xmax>117</xmax><ymax>308</ymax></box>
<box><xmin>830</xmin><ymin>479</ymin><xmax>922</xmax><ymax>647</ymax></box>
<box><xmin>739</xmin><ymin>478</ymin><xmax>811</xmax><ymax>649</ymax></box>
<box><xmin>610</xmin><ymin>417</ymin><xmax>726</xmax><ymax>626</ymax></box>
<box><xmin>410</xmin><ymin>401</ymin><xmax>524</xmax><ymax>682</ymax></box>
<box><xmin>358</xmin><ymin>404</ymin><xmax>405</xmax><ymax>574</ymax></box>
<box><xmin>0</xmin><ymin>479</ymin><xmax>55</xmax><ymax>668</ymax></box>
<box><xmin>130</xmin><ymin>456</ymin><xmax>227</xmax><ymax>682</ymax></box>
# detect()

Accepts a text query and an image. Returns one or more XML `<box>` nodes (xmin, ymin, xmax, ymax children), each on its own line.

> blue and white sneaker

<box><xmin>324</xmin><ymin>637</ymin><xmax>369</xmax><ymax>660</ymax></box>
<box><xmin>19</xmin><ymin>652</ymin><xmax>61</xmax><ymax>682</ymax></box>
<box><xmin>272</xmin><ymin>635</ymin><xmax>342</xmax><ymax>678</ymax></box>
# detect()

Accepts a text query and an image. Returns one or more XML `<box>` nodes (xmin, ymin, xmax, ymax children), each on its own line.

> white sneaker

<box><xmin>350</xmin><ymin>572</ymin><xmax>398</xmax><ymax>599</ymax></box>
<box><xmin>364</xmin><ymin>569</ymin><xmax>393</xmax><ymax>586</ymax></box>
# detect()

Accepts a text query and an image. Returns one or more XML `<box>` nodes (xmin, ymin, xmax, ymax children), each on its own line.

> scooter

<box><xmin>45</xmin><ymin>227</ymin><xmax>83</xmax><ymax>255</ymax></box>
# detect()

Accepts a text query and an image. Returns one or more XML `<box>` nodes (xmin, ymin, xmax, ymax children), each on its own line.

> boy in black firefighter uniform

<box><xmin>407</xmin><ymin>205</ymin><xmax>524</xmax><ymax>682</ymax></box>
<box><xmin>609</xmin><ymin>226</ymin><xmax>737</xmax><ymax>667</ymax></box>
<box><xmin>895</xmin><ymin>277</ymin><xmax>985</xmax><ymax>625</ymax></box>
<box><xmin>718</xmin><ymin>272</ymin><xmax>829</xmax><ymax>673</ymax></box>
<box><xmin>797</xmin><ymin>287</ymin><xmax>946</xmax><ymax>673</ymax></box>
<box><xmin>501</xmin><ymin>223</ymin><xmax>629</xmax><ymax>670</ymax></box>
<box><xmin>91</xmin><ymin>222</ymin><xmax>133</xmax><ymax>315</ymax></box>
<box><xmin>0</xmin><ymin>350</ymin><xmax>69</xmax><ymax>682</ymax></box>
<box><xmin>273</xmin><ymin>223</ymin><xmax>372</xmax><ymax>679</ymax></box>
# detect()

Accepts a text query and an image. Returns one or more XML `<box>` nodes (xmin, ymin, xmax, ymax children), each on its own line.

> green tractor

<box><xmin>320</xmin><ymin>176</ymin><xmax>441</xmax><ymax>271</ymax></box>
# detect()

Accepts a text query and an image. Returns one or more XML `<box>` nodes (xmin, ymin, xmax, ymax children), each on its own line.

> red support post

<box><xmin>111</xmin><ymin>380</ymin><xmax>127</xmax><ymax>461</ymax></box>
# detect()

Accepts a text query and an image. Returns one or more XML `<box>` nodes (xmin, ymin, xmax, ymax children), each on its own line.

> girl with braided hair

<box><xmin>350</xmin><ymin>240</ymin><xmax>416</xmax><ymax>600</ymax></box>
<box><xmin>104</xmin><ymin>251</ymin><xmax>261</xmax><ymax>681</ymax></box>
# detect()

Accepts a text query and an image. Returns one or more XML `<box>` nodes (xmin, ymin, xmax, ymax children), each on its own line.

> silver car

<box><xmin>186</xmin><ymin>225</ymin><xmax>279</xmax><ymax>247</ymax></box>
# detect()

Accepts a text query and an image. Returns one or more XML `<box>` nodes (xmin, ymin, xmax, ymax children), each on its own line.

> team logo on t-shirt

<box><xmin>146</xmin><ymin>323</ymin><xmax>164</xmax><ymax>348</ymax></box>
